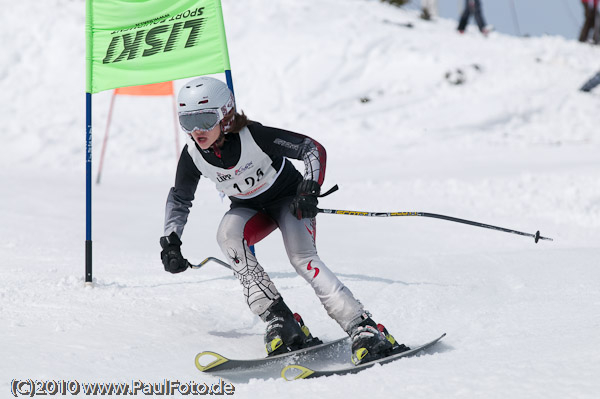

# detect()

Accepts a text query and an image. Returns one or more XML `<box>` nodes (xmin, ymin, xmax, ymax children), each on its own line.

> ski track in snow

<box><xmin>1</xmin><ymin>0</ymin><xmax>600</xmax><ymax>398</ymax></box>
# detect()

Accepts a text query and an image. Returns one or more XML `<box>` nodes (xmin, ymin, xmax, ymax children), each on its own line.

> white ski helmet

<box><xmin>177</xmin><ymin>77</ymin><xmax>236</xmax><ymax>133</ymax></box>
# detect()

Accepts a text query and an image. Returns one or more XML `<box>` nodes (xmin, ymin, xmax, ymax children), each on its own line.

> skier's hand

<box><xmin>159</xmin><ymin>232</ymin><xmax>190</xmax><ymax>273</ymax></box>
<box><xmin>290</xmin><ymin>180</ymin><xmax>320</xmax><ymax>220</ymax></box>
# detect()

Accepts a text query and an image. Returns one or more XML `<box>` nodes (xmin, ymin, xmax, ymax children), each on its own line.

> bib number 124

<box><xmin>233</xmin><ymin>168</ymin><xmax>264</xmax><ymax>193</ymax></box>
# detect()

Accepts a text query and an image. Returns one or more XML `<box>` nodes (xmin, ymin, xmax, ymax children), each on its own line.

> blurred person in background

<box><xmin>457</xmin><ymin>0</ymin><xmax>490</xmax><ymax>36</ymax></box>
<box><xmin>579</xmin><ymin>0</ymin><xmax>599</xmax><ymax>43</ymax></box>
<box><xmin>421</xmin><ymin>0</ymin><xmax>438</xmax><ymax>21</ymax></box>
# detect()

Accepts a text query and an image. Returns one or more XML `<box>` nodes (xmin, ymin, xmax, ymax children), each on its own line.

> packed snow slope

<box><xmin>1</xmin><ymin>0</ymin><xmax>600</xmax><ymax>398</ymax></box>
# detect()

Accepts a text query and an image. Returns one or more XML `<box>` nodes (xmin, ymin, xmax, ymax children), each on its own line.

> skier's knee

<box><xmin>288</xmin><ymin>252</ymin><xmax>317</xmax><ymax>270</ymax></box>
<box><xmin>216</xmin><ymin>226</ymin><xmax>244</xmax><ymax>251</ymax></box>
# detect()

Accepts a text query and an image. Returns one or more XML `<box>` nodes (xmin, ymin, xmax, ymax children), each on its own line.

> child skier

<box><xmin>159</xmin><ymin>76</ymin><xmax>409</xmax><ymax>365</ymax></box>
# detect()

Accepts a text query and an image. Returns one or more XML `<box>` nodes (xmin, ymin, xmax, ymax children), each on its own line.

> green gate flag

<box><xmin>86</xmin><ymin>0</ymin><xmax>231</xmax><ymax>93</ymax></box>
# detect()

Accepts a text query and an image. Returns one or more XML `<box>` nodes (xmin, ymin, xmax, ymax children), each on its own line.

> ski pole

<box><xmin>318</xmin><ymin>208</ymin><xmax>553</xmax><ymax>243</ymax></box>
<box><xmin>189</xmin><ymin>257</ymin><xmax>232</xmax><ymax>270</ymax></box>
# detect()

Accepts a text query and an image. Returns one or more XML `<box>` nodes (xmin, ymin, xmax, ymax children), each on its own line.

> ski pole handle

<box><xmin>317</xmin><ymin>208</ymin><xmax>553</xmax><ymax>244</ymax></box>
<box><xmin>189</xmin><ymin>257</ymin><xmax>232</xmax><ymax>270</ymax></box>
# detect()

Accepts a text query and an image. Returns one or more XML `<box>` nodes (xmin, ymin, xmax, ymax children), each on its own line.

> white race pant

<box><xmin>216</xmin><ymin>200</ymin><xmax>364</xmax><ymax>332</ymax></box>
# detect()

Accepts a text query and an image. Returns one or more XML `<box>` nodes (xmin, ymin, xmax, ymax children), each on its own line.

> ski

<box><xmin>281</xmin><ymin>333</ymin><xmax>446</xmax><ymax>380</ymax></box>
<box><xmin>195</xmin><ymin>336</ymin><xmax>349</xmax><ymax>373</ymax></box>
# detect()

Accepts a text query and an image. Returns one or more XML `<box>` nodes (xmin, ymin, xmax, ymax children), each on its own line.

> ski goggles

<box><xmin>178</xmin><ymin>109</ymin><xmax>224</xmax><ymax>133</ymax></box>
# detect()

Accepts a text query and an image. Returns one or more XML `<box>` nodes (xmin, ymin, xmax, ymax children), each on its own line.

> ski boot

<box><xmin>350</xmin><ymin>315</ymin><xmax>410</xmax><ymax>365</ymax></box>
<box><xmin>262</xmin><ymin>298</ymin><xmax>322</xmax><ymax>356</ymax></box>
<box><xmin>378</xmin><ymin>323</ymin><xmax>410</xmax><ymax>355</ymax></box>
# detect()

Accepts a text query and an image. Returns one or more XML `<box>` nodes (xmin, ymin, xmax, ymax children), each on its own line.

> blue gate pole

<box><xmin>85</xmin><ymin>92</ymin><xmax>93</xmax><ymax>285</ymax></box>
<box><xmin>224</xmin><ymin>69</ymin><xmax>235</xmax><ymax>97</ymax></box>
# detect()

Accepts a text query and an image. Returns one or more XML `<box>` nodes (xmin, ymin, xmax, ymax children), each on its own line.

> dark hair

<box><xmin>214</xmin><ymin>111</ymin><xmax>251</xmax><ymax>148</ymax></box>
<box><xmin>227</xmin><ymin>111</ymin><xmax>251</xmax><ymax>133</ymax></box>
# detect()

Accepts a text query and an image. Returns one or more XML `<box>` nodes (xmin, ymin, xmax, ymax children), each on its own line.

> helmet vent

<box><xmin>198</xmin><ymin>100</ymin><xmax>208</xmax><ymax>104</ymax></box>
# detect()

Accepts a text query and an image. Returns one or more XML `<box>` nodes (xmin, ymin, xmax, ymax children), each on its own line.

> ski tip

<box><xmin>433</xmin><ymin>332</ymin><xmax>447</xmax><ymax>343</ymax></box>
<box><xmin>195</xmin><ymin>351</ymin><xmax>229</xmax><ymax>372</ymax></box>
<box><xmin>281</xmin><ymin>365</ymin><xmax>315</xmax><ymax>381</ymax></box>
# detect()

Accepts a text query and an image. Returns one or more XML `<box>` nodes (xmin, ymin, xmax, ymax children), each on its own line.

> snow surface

<box><xmin>1</xmin><ymin>0</ymin><xmax>600</xmax><ymax>398</ymax></box>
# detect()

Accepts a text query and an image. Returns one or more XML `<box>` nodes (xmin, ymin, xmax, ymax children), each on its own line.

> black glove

<box><xmin>159</xmin><ymin>232</ymin><xmax>190</xmax><ymax>274</ymax></box>
<box><xmin>290</xmin><ymin>180</ymin><xmax>320</xmax><ymax>220</ymax></box>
